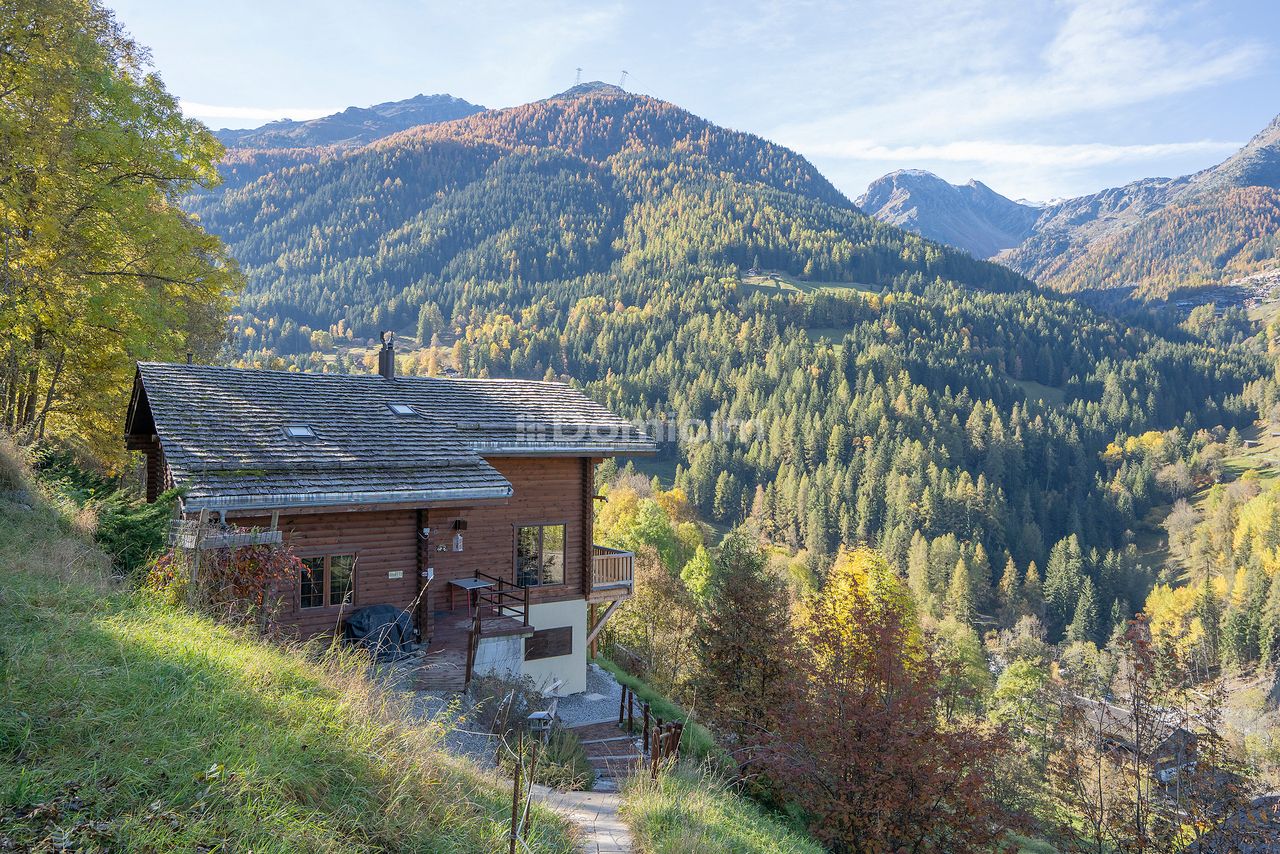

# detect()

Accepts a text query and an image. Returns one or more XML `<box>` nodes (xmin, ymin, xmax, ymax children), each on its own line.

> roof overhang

<box><xmin>474</xmin><ymin>443</ymin><xmax>658</xmax><ymax>457</ymax></box>
<box><xmin>182</xmin><ymin>483</ymin><xmax>514</xmax><ymax>516</ymax></box>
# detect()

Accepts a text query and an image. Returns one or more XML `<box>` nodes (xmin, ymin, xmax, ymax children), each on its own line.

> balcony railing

<box><xmin>592</xmin><ymin>544</ymin><xmax>634</xmax><ymax>592</ymax></box>
<box><xmin>473</xmin><ymin>570</ymin><xmax>530</xmax><ymax>626</ymax></box>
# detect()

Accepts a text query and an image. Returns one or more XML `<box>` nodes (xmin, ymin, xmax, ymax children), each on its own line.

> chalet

<box><xmin>1072</xmin><ymin>695</ymin><xmax>1198</xmax><ymax>784</ymax></box>
<box><xmin>123</xmin><ymin>337</ymin><xmax>656</xmax><ymax>695</ymax></box>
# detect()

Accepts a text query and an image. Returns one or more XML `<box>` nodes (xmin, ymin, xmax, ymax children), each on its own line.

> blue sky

<box><xmin>111</xmin><ymin>0</ymin><xmax>1280</xmax><ymax>202</ymax></box>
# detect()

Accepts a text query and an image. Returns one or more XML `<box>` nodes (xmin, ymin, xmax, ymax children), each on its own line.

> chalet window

<box><xmin>515</xmin><ymin>524</ymin><xmax>566</xmax><ymax>587</ymax></box>
<box><xmin>300</xmin><ymin>554</ymin><xmax>356</xmax><ymax>609</ymax></box>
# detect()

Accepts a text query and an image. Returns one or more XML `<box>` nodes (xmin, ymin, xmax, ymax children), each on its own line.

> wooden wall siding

<box><xmin>238</xmin><ymin>455</ymin><xmax>594</xmax><ymax>640</ymax></box>
<box><xmin>241</xmin><ymin>508</ymin><xmax>420</xmax><ymax>639</ymax></box>
<box><xmin>423</xmin><ymin>456</ymin><xmax>591</xmax><ymax>615</ymax></box>
<box><xmin>130</xmin><ymin>438</ymin><xmax>164</xmax><ymax>503</ymax></box>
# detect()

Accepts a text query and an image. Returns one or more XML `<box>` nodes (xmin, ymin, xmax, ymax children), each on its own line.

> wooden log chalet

<box><xmin>123</xmin><ymin>337</ymin><xmax>656</xmax><ymax>695</ymax></box>
<box><xmin>1071</xmin><ymin>695</ymin><xmax>1199</xmax><ymax>784</ymax></box>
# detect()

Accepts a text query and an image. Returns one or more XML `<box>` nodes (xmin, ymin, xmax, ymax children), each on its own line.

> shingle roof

<box><xmin>128</xmin><ymin>362</ymin><xmax>655</xmax><ymax>512</ymax></box>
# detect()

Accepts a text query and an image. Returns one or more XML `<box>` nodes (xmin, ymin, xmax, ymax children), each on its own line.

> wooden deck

<box><xmin>415</xmin><ymin>607</ymin><xmax>532</xmax><ymax>692</ymax></box>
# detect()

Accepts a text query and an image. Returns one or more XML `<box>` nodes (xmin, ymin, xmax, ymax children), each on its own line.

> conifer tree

<box><xmin>1044</xmin><ymin>535</ymin><xmax>1085</xmax><ymax>638</ymax></box>
<box><xmin>997</xmin><ymin>556</ymin><xmax>1020</xmax><ymax>620</ymax></box>
<box><xmin>1194</xmin><ymin>573</ymin><xmax>1222</xmax><ymax>669</ymax></box>
<box><xmin>691</xmin><ymin>529</ymin><xmax>793</xmax><ymax>741</ymax></box>
<box><xmin>947</xmin><ymin>558</ymin><xmax>974</xmax><ymax>624</ymax></box>
<box><xmin>1262</xmin><ymin>570</ymin><xmax>1280</xmax><ymax>666</ymax></box>
<box><xmin>970</xmin><ymin>542</ymin><xmax>993</xmax><ymax>611</ymax></box>
<box><xmin>415</xmin><ymin>301</ymin><xmax>444</xmax><ymax>344</ymax></box>
<box><xmin>1066</xmin><ymin>578</ymin><xmax>1099</xmax><ymax>645</ymax></box>
<box><xmin>1021</xmin><ymin>560</ymin><xmax>1044</xmax><ymax>619</ymax></box>
<box><xmin>1107</xmin><ymin>598</ymin><xmax>1127</xmax><ymax>645</ymax></box>
<box><xmin>907</xmin><ymin>531</ymin><xmax>932</xmax><ymax>611</ymax></box>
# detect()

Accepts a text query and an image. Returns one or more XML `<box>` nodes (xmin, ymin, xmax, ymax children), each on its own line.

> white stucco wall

<box><xmin>472</xmin><ymin>633</ymin><xmax>523</xmax><ymax>680</ymax></box>
<box><xmin>470</xmin><ymin>598</ymin><xmax>588</xmax><ymax>696</ymax></box>
<box><xmin>521</xmin><ymin>599</ymin><xmax>587</xmax><ymax>695</ymax></box>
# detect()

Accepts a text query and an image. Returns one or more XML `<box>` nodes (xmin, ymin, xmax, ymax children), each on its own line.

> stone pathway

<box><xmin>398</xmin><ymin>660</ymin><xmax>638</xmax><ymax>851</ymax></box>
<box><xmin>529</xmin><ymin>784</ymin><xmax>632</xmax><ymax>854</ymax></box>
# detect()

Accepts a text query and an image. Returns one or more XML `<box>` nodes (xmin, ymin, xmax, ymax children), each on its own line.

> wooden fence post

<box><xmin>642</xmin><ymin>702</ymin><xmax>650</xmax><ymax>747</ymax></box>
<box><xmin>509</xmin><ymin>729</ymin><xmax>522</xmax><ymax>854</ymax></box>
<box><xmin>618</xmin><ymin>686</ymin><xmax>627</xmax><ymax>727</ymax></box>
<box><xmin>519</xmin><ymin>737</ymin><xmax>539</xmax><ymax>842</ymax></box>
<box><xmin>627</xmin><ymin>691</ymin><xmax>634</xmax><ymax>732</ymax></box>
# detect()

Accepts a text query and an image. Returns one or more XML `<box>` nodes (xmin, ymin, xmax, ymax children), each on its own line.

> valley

<box><xmin>7</xmin><ymin>2</ymin><xmax>1280</xmax><ymax>847</ymax></box>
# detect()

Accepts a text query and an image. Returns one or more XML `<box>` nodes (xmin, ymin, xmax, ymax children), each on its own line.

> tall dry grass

<box><xmin>0</xmin><ymin>442</ymin><xmax>577</xmax><ymax>852</ymax></box>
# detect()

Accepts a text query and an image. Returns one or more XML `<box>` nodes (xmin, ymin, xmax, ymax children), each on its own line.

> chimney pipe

<box><xmin>378</xmin><ymin>331</ymin><xmax>395</xmax><ymax>379</ymax></box>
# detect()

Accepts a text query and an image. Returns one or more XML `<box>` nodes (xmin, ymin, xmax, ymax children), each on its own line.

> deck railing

<box><xmin>592</xmin><ymin>545</ymin><xmax>634</xmax><ymax>589</ymax></box>
<box><xmin>474</xmin><ymin>570</ymin><xmax>530</xmax><ymax>626</ymax></box>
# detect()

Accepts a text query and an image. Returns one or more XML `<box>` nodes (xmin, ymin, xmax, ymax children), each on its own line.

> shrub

<box><xmin>467</xmin><ymin>673</ymin><xmax>544</xmax><ymax>735</ymax></box>
<box><xmin>499</xmin><ymin>728</ymin><xmax>595</xmax><ymax>791</ymax></box>
<box><xmin>146</xmin><ymin>537</ymin><xmax>304</xmax><ymax>627</ymax></box>
<box><xmin>94</xmin><ymin>487</ymin><xmax>180</xmax><ymax>577</ymax></box>
<box><xmin>24</xmin><ymin>441</ymin><xmax>179</xmax><ymax>577</ymax></box>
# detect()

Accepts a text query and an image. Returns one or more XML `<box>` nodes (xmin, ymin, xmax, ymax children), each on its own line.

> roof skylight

<box><xmin>283</xmin><ymin>424</ymin><xmax>316</xmax><ymax>439</ymax></box>
<box><xmin>388</xmin><ymin>403</ymin><xmax>416</xmax><ymax>416</ymax></box>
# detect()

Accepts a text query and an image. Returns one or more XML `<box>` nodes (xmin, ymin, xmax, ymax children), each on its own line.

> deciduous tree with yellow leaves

<box><xmin>1</xmin><ymin>0</ymin><xmax>240</xmax><ymax>458</ymax></box>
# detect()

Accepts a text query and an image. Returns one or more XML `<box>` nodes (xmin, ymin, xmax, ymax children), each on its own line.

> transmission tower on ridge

<box><xmin>575</xmin><ymin>67</ymin><xmax>582</xmax><ymax>85</ymax></box>
<box><xmin>618</xmin><ymin>70</ymin><xmax>628</xmax><ymax>89</ymax></box>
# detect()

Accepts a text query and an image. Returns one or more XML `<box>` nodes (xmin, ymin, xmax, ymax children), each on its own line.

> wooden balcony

<box><xmin>589</xmin><ymin>545</ymin><xmax>634</xmax><ymax>603</ymax></box>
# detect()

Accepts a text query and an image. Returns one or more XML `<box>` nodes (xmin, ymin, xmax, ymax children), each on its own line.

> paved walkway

<box><xmin>400</xmin><ymin>660</ymin><xmax>636</xmax><ymax>851</ymax></box>
<box><xmin>530</xmin><ymin>784</ymin><xmax>632</xmax><ymax>854</ymax></box>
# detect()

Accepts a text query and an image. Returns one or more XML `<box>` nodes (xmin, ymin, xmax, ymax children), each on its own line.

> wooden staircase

<box><xmin>569</xmin><ymin>720</ymin><xmax>644</xmax><ymax>791</ymax></box>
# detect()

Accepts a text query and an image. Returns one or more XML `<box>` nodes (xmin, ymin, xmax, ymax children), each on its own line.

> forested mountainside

<box><xmin>459</xmin><ymin>278</ymin><xmax>1266</xmax><ymax>641</ymax></box>
<box><xmin>186</xmin><ymin>82</ymin><xmax>1028</xmax><ymax>339</ymax></box>
<box><xmin>861</xmin><ymin>113</ymin><xmax>1280</xmax><ymax>298</ymax></box>
<box><xmin>213</xmin><ymin>93</ymin><xmax>484</xmax><ymax>149</ymax></box>
<box><xmin>183</xmin><ymin>85</ymin><xmax>1280</xmax><ymax>645</ymax></box>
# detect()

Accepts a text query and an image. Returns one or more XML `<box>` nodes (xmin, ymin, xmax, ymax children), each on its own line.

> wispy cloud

<box><xmin>767</xmin><ymin>0</ymin><xmax>1266</xmax><ymax>197</ymax></box>
<box><xmin>806</xmin><ymin>138</ymin><xmax>1243</xmax><ymax>167</ymax></box>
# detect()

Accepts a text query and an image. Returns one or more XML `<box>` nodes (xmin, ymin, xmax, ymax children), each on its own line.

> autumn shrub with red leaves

<box><xmin>761</xmin><ymin>548</ymin><xmax>1018</xmax><ymax>854</ymax></box>
<box><xmin>146</xmin><ymin>535</ymin><xmax>304</xmax><ymax>628</ymax></box>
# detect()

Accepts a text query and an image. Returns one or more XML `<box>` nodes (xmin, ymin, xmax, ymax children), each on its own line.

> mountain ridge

<box><xmin>860</xmin><ymin>112</ymin><xmax>1280</xmax><ymax>297</ymax></box>
<box><xmin>856</xmin><ymin>170</ymin><xmax>1040</xmax><ymax>258</ymax></box>
<box><xmin>214</xmin><ymin>93</ymin><xmax>485</xmax><ymax>149</ymax></box>
<box><xmin>186</xmin><ymin>84</ymin><xmax>1029</xmax><ymax>357</ymax></box>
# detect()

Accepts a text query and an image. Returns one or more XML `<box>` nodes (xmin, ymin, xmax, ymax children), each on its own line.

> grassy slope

<box><xmin>593</xmin><ymin>658</ymin><xmax>826</xmax><ymax>852</ymax></box>
<box><xmin>621</xmin><ymin>771</ymin><xmax>823</xmax><ymax>854</ymax></box>
<box><xmin>594</xmin><ymin>658</ymin><xmax>722</xmax><ymax>766</ymax></box>
<box><xmin>0</xmin><ymin>454</ymin><xmax>574</xmax><ymax>852</ymax></box>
